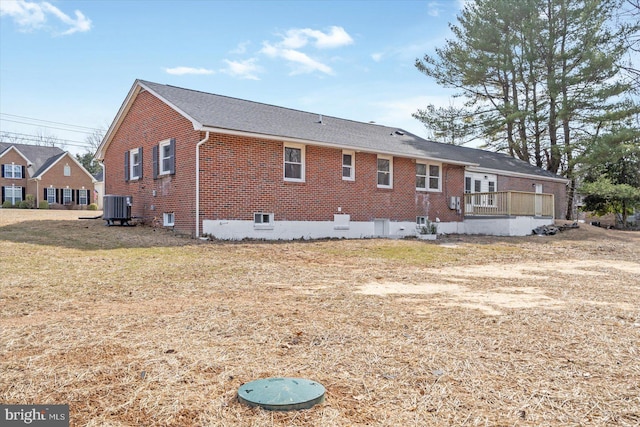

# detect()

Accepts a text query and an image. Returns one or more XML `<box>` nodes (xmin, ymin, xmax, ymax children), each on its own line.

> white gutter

<box><xmin>195</xmin><ymin>131</ymin><xmax>210</xmax><ymax>238</ymax></box>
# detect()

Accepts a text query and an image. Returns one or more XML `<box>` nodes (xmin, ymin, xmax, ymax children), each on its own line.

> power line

<box><xmin>0</xmin><ymin>131</ymin><xmax>93</xmax><ymax>149</ymax></box>
<box><xmin>0</xmin><ymin>113</ymin><xmax>104</xmax><ymax>132</ymax></box>
<box><xmin>0</xmin><ymin>118</ymin><xmax>99</xmax><ymax>135</ymax></box>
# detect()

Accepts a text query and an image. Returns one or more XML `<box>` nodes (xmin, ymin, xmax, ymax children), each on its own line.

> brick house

<box><xmin>0</xmin><ymin>142</ymin><xmax>96</xmax><ymax>209</ymax></box>
<box><xmin>95</xmin><ymin>80</ymin><xmax>568</xmax><ymax>239</ymax></box>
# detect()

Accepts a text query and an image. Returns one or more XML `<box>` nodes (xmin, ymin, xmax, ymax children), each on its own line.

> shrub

<box><xmin>18</xmin><ymin>200</ymin><xmax>30</xmax><ymax>209</ymax></box>
<box><xmin>2</xmin><ymin>200</ymin><xmax>14</xmax><ymax>208</ymax></box>
<box><xmin>24</xmin><ymin>194</ymin><xmax>36</xmax><ymax>209</ymax></box>
<box><xmin>39</xmin><ymin>200</ymin><xmax>50</xmax><ymax>209</ymax></box>
<box><xmin>88</xmin><ymin>203</ymin><xmax>98</xmax><ymax>211</ymax></box>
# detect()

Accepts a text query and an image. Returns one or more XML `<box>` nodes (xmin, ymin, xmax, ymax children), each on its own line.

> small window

<box><xmin>130</xmin><ymin>148</ymin><xmax>141</xmax><ymax>180</ymax></box>
<box><xmin>3</xmin><ymin>164</ymin><xmax>22</xmax><ymax>179</ymax></box>
<box><xmin>163</xmin><ymin>212</ymin><xmax>175</xmax><ymax>227</ymax></box>
<box><xmin>464</xmin><ymin>177</ymin><xmax>472</xmax><ymax>194</ymax></box>
<box><xmin>342</xmin><ymin>150</ymin><xmax>355</xmax><ymax>181</ymax></box>
<box><xmin>63</xmin><ymin>188</ymin><xmax>72</xmax><ymax>205</ymax></box>
<box><xmin>64</xmin><ymin>164</ymin><xmax>71</xmax><ymax>176</ymax></box>
<box><xmin>284</xmin><ymin>144</ymin><xmax>305</xmax><ymax>182</ymax></box>
<box><xmin>416</xmin><ymin>216</ymin><xmax>427</xmax><ymax>226</ymax></box>
<box><xmin>377</xmin><ymin>155</ymin><xmax>392</xmax><ymax>188</ymax></box>
<box><xmin>254</xmin><ymin>212</ymin><xmax>274</xmax><ymax>229</ymax></box>
<box><xmin>488</xmin><ymin>182</ymin><xmax>496</xmax><ymax>192</ymax></box>
<box><xmin>47</xmin><ymin>187</ymin><xmax>56</xmax><ymax>204</ymax></box>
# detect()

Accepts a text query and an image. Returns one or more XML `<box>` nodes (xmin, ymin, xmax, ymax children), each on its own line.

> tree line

<box><xmin>414</xmin><ymin>0</ymin><xmax>640</xmax><ymax>223</ymax></box>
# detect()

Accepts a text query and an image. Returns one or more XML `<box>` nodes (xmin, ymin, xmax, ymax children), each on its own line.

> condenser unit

<box><xmin>103</xmin><ymin>195</ymin><xmax>133</xmax><ymax>226</ymax></box>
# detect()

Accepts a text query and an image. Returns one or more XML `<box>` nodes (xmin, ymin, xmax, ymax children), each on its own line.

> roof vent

<box><xmin>317</xmin><ymin>114</ymin><xmax>323</xmax><ymax>124</ymax></box>
<box><xmin>395</xmin><ymin>130</ymin><xmax>405</xmax><ymax>136</ymax></box>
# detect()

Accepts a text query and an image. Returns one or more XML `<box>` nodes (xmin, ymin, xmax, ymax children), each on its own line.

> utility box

<box><xmin>449</xmin><ymin>196</ymin><xmax>460</xmax><ymax>210</ymax></box>
<box><xmin>103</xmin><ymin>195</ymin><xmax>133</xmax><ymax>226</ymax></box>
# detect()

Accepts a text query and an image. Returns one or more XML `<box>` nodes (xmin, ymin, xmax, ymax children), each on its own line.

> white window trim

<box><xmin>283</xmin><ymin>143</ymin><xmax>305</xmax><ymax>182</ymax></box>
<box><xmin>130</xmin><ymin>148</ymin><xmax>140</xmax><ymax>180</ymax></box>
<box><xmin>377</xmin><ymin>155</ymin><xmax>393</xmax><ymax>189</ymax></box>
<box><xmin>163</xmin><ymin>212</ymin><xmax>175</xmax><ymax>227</ymax></box>
<box><xmin>254</xmin><ymin>212</ymin><xmax>275</xmax><ymax>230</ymax></box>
<box><xmin>4</xmin><ymin>164</ymin><xmax>22</xmax><ymax>179</ymax></box>
<box><xmin>159</xmin><ymin>139</ymin><xmax>172</xmax><ymax>175</ymax></box>
<box><xmin>78</xmin><ymin>189</ymin><xmax>88</xmax><ymax>205</ymax></box>
<box><xmin>342</xmin><ymin>150</ymin><xmax>355</xmax><ymax>181</ymax></box>
<box><xmin>4</xmin><ymin>185</ymin><xmax>22</xmax><ymax>204</ymax></box>
<box><xmin>47</xmin><ymin>187</ymin><xmax>56</xmax><ymax>204</ymax></box>
<box><xmin>416</xmin><ymin>162</ymin><xmax>442</xmax><ymax>192</ymax></box>
<box><xmin>63</xmin><ymin>188</ymin><xmax>72</xmax><ymax>205</ymax></box>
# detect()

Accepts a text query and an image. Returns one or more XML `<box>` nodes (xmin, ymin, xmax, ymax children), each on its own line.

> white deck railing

<box><xmin>464</xmin><ymin>191</ymin><xmax>555</xmax><ymax>217</ymax></box>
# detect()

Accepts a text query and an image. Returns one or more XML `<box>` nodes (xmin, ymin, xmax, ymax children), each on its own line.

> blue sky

<box><xmin>0</xmin><ymin>0</ymin><xmax>466</xmax><ymax>155</ymax></box>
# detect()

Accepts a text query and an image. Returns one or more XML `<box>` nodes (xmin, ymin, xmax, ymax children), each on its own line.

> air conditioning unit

<box><xmin>103</xmin><ymin>195</ymin><xmax>133</xmax><ymax>226</ymax></box>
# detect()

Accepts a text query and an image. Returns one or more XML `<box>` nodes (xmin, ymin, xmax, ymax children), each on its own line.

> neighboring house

<box><xmin>95</xmin><ymin>80</ymin><xmax>568</xmax><ymax>239</ymax></box>
<box><xmin>0</xmin><ymin>142</ymin><xmax>96</xmax><ymax>209</ymax></box>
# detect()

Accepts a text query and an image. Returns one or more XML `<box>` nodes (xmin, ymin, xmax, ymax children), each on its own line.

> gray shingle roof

<box><xmin>0</xmin><ymin>142</ymin><xmax>65</xmax><ymax>177</ymax></box>
<box><xmin>139</xmin><ymin>80</ymin><xmax>565</xmax><ymax>181</ymax></box>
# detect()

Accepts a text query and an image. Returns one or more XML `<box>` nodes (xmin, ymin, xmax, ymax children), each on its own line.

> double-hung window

<box><xmin>416</xmin><ymin>162</ymin><xmax>441</xmax><ymax>191</ymax></box>
<box><xmin>159</xmin><ymin>139</ymin><xmax>173</xmax><ymax>175</ymax></box>
<box><xmin>377</xmin><ymin>155</ymin><xmax>392</xmax><ymax>188</ymax></box>
<box><xmin>130</xmin><ymin>148</ymin><xmax>141</xmax><ymax>180</ymax></box>
<box><xmin>3</xmin><ymin>186</ymin><xmax>22</xmax><ymax>205</ymax></box>
<box><xmin>47</xmin><ymin>187</ymin><xmax>56</xmax><ymax>204</ymax></box>
<box><xmin>342</xmin><ymin>150</ymin><xmax>355</xmax><ymax>181</ymax></box>
<box><xmin>3</xmin><ymin>164</ymin><xmax>22</xmax><ymax>179</ymax></box>
<box><xmin>63</xmin><ymin>188</ymin><xmax>72</xmax><ymax>205</ymax></box>
<box><xmin>78</xmin><ymin>189</ymin><xmax>89</xmax><ymax>205</ymax></box>
<box><xmin>284</xmin><ymin>143</ymin><xmax>305</xmax><ymax>182</ymax></box>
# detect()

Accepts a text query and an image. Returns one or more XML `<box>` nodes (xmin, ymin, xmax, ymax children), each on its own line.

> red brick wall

<box><xmin>498</xmin><ymin>175</ymin><xmax>567</xmax><ymax>219</ymax></box>
<box><xmin>0</xmin><ymin>150</ymin><xmax>29</xmax><ymax>202</ymax></box>
<box><xmin>38</xmin><ymin>154</ymin><xmax>95</xmax><ymax>209</ymax></box>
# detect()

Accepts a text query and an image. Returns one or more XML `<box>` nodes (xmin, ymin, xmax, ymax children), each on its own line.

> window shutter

<box><xmin>139</xmin><ymin>147</ymin><xmax>144</xmax><ymax>179</ymax></box>
<box><xmin>152</xmin><ymin>145</ymin><xmax>158</xmax><ymax>179</ymax></box>
<box><xmin>43</xmin><ymin>188</ymin><xmax>47</xmax><ymax>200</ymax></box>
<box><xmin>1</xmin><ymin>187</ymin><xmax>4</xmax><ymax>203</ymax></box>
<box><xmin>22</xmin><ymin>165</ymin><xmax>26</xmax><ymax>178</ymax></box>
<box><xmin>1</xmin><ymin>166</ymin><xmax>4</xmax><ymax>178</ymax></box>
<box><xmin>169</xmin><ymin>138</ymin><xmax>176</xmax><ymax>175</ymax></box>
<box><xmin>22</xmin><ymin>187</ymin><xmax>26</xmax><ymax>201</ymax></box>
<box><xmin>57</xmin><ymin>189</ymin><xmax>61</xmax><ymax>204</ymax></box>
<box><xmin>124</xmin><ymin>151</ymin><xmax>130</xmax><ymax>182</ymax></box>
<box><xmin>72</xmin><ymin>190</ymin><xmax>76</xmax><ymax>202</ymax></box>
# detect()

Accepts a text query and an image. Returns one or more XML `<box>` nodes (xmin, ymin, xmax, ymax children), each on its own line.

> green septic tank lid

<box><xmin>237</xmin><ymin>377</ymin><xmax>325</xmax><ymax>411</ymax></box>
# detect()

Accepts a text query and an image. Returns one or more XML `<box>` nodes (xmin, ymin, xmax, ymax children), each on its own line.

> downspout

<box><xmin>195</xmin><ymin>131</ymin><xmax>210</xmax><ymax>238</ymax></box>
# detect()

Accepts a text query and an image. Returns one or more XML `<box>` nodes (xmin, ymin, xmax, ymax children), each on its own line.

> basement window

<box><xmin>254</xmin><ymin>212</ymin><xmax>274</xmax><ymax>230</ymax></box>
<box><xmin>163</xmin><ymin>212</ymin><xmax>175</xmax><ymax>227</ymax></box>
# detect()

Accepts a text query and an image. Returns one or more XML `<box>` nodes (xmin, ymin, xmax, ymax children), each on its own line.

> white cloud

<box><xmin>220</xmin><ymin>59</ymin><xmax>262</xmax><ymax>80</ymax></box>
<box><xmin>165</xmin><ymin>66</ymin><xmax>215</xmax><ymax>75</ymax></box>
<box><xmin>371</xmin><ymin>53</ymin><xmax>383</xmax><ymax>62</ymax></box>
<box><xmin>261</xmin><ymin>42</ymin><xmax>333</xmax><ymax>76</ymax></box>
<box><xmin>0</xmin><ymin>0</ymin><xmax>91</xmax><ymax>35</ymax></box>
<box><xmin>259</xmin><ymin>26</ymin><xmax>352</xmax><ymax>76</ymax></box>
<box><xmin>230</xmin><ymin>41</ymin><xmax>250</xmax><ymax>55</ymax></box>
<box><xmin>281</xmin><ymin>26</ymin><xmax>354</xmax><ymax>49</ymax></box>
<box><xmin>427</xmin><ymin>2</ymin><xmax>441</xmax><ymax>17</ymax></box>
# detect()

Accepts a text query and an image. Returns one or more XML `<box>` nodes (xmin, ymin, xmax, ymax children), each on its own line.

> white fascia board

<box><xmin>466</xmin><ymin>166</ymin><xmax>570</xmax><ymax>183</ymax></box>
<box><xmin>198</xmin><ymin>125</ymin><xmax>478</xmax><ymax>167</ymax></box>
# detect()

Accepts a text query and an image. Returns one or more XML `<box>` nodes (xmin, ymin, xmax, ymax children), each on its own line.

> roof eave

<box><xmin>198</xmin><ymin>125</ymin><xmax>478</xmax><ymax>167</ymax></box>
<box><xmin>466</xmin><ymin>165</ymin><xmax>569</xmax><ymax>183</ymax></box>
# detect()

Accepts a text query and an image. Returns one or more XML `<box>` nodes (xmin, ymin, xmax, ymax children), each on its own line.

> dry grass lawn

<box><xmin>1</xmin><ymin>209</ymin><xmax>639</xmax><ymax>426</ymax></box>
